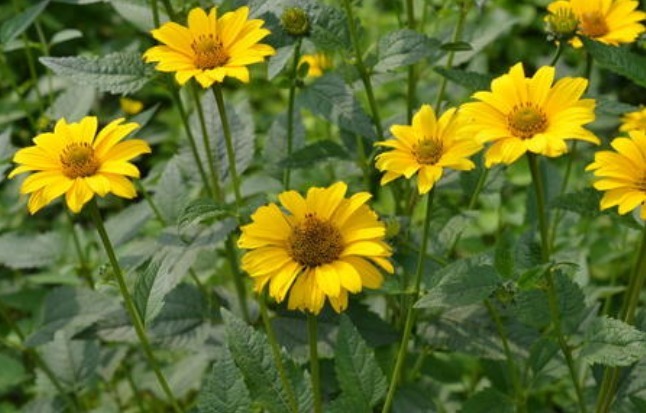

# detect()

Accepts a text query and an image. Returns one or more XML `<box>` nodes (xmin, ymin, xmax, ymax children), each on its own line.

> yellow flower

<box><xmin>375</xmin><ymin>105</ymin><xmax>482</xmax><ymax>194</ymax></box>
<box><xmin>298</xmin><ymin>53</ymin><xmax>332</xmax><ymax>78</ymax></box>
<box><xmin>545</xmin><ymin>1</ymin><xmax>579</xmax><ymax>40</ymax></box>
<box><xmin>547</xmin><ymin>0</ymin><xmax>646</xmax><ymax>47</ymax></box>
<box><xmin>9</xmin><ymin>117</ymin><xmax>150</xmax><ymax>214</ymax></box>
<box><xmin>587</xmin><ymin>130</ymin><xmax>646</xmax><ymax>219</ymax></box>
<box><xmin>238</xmin><ymin>182</ymin><xmax>393</xmax><ymax>315</ymax></box>
<box><xmin>119</xmin><ymin>97</ymin><xmax>144</xmax><ymax>115</ymax></box>
<box><xmin>143</xmin><ymin>6</ymin><xmax>276</xmax><ymax>88</ymax></box>
<box><xmin>462</xmin><ymin>63</ymin><xmax>599</xmax><ymax>167</ymax></box>
<box><xmin>620</xmin><ymin>107</ymin><xmax>646</xmax><ymax>133</ymax></box>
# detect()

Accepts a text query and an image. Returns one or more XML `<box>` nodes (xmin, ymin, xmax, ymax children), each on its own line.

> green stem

<box><xmin>66</xmin><ymin>211</ymin><xmax>94</xmax><ymax>289</ymax></box>
<box><xmin>382</xmin><ymin>189</ymin><xmax>435</xmax><ymax>413</ymax></box>
<box><xmin>259</xmin><ymin>296</ymin><xmax>299</xmax><ymax>413</ymax></box>
<box><xmin>160</xmin><ymin>0</ymin><xmax>175</xmax><ymax>20</ymax></box>
<box><xmin>342</xmin><ymin>0</ymin><xmax>385</xmax><ymax>141</ymax></box>
<box><xmin>484</xmin><ymin>300</ymin><xmax>526</xmax><ymax>413</ymax></box>
<box><xmin>211</xmin><ymin>85</ymin><xmax>243</xmax><ymax>211</ymax></box>
<box><xmin>549</xmin><ymin>141</ymin><xmax>578</xmax><ymax>250</ymax></box>
<box><xmin>308</xmin><ymin>313</ymin><xmax>322</xmax><ymax>413</ymax></box>
<box><xmin>87</xmin><ymin>200</ymin><xmax>183</xmax><ymax>413</ymax></box>
<box><xmin>528</xmin><ymin>154</ymin><xmax>587</xmax><ymax>413</ymax></box>
<box><xmin>405</xmin><ymin>0</ymin><xmax>416</xmax><ymax>122</ymax></box>
<box><xmin>225</xmin><ymin>237</ymin><xmax>250</xmax><ymax>323</ymax></box>
<box><xmin>192</xmin><ymin>83</ymin><xmax>222</xmax><ymax>200</ymax></box>
<box><xmin>168</xmin><ymin>85</ymin><xmax>213</xmax><ymax>198</ymax></box>
<box><xmin>596</xmin><ymin>226</ymin><xmax>646</xmax><ymax>413</ymax></box>
<box><xmin>283</xmin><ymin>38</ymin><xmax>302</xmax><ymax>190</ymax></box>
<box><xmin>468</xmin><ymin>167</ymin><xmax>489</xmax><ymax>210</ymax></box>
<box><xmin>549</xmin><ymin>41</ymin><xmax>566</xmax><ymax>67</ymax></box>
<box><xmin>433</xmin><ymin>1</ymin><xmax>469</xmax><ymax>110</ymax></box>
<box><xmin>150</xmin><ymin>0</ymin><xmax>160</xmax><ymax>28</ymax></box>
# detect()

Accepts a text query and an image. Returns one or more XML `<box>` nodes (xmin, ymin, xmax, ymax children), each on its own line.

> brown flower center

<box><xmin>192</xmin><ymin>34</ymin><xmax>229</xmax><ymax>69</ymax></box>
<box><xmin>507</xmin><ymin>103</ymin><xmax>548</xmax><ymax>140</ymax></box>
<box><xmin>414</xmin><ymin>138</ymin><xmax>444</xmax><ymax>165</ymax></box>
<box><xmin>287</xmin><ymin>213</ymin><xmax>344</xmax><ymax>267</ymax></box>
<box><xmin>580</xmin><ymin>12</ymin><xmax>609</xmax><ymax>38</ymax></box>
<box><xmin>60</xmin><ymin>142</ymin><xmax>99</xmax><ymax>178</ymax></box>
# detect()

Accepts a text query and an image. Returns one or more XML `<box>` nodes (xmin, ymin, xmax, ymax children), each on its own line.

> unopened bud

<box><xmin>281</xmin><ymin>7</ymin><xmax>310</xmax><ymax>37</ymax></box>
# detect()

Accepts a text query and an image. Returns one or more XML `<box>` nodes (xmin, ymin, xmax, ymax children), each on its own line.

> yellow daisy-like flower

<box><xmin>238</xmin><ymin>182</ymin><xmax>393</xmax><ymax>315</ymax></box>
<box><xmin>298</xmin><ymin>53</ymin><xmax>332</xmax><ymax>78</ymax></box>
<box><xmin>620</xmin><ymin>107</ymin><xmax>646</xmax><ymax>133</ymax></box>
<box><xmin>462</xmin><ymin>63</ymin><xmax>599</xmax><ymax>167</ymax></box>
<box><xmin>587</xmin><ymin>130</ymin><xmax>646</xmax><ymax>219</ymax></box>
<box><xmin>546</xmin><ymin>0</ymin><xmax>646</xmax><ymax>47</ymax></box>
<box><xmin>143</xmin><ymin>6</ymin><xmax>276</xmax><ymax>88</ymax></box>
<box><xmin>375</xmin><ymin>105</ymin><xmax>482</xmax><ymax>194</ymax></box>
<box><xmin>9</xmin><ymin>117</ymin><xmax>150</xmax><ymax>214</ymax></box>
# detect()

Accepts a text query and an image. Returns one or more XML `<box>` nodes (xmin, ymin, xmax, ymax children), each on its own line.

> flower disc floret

<box><xmin>9</xmin><ymin>117</ymin><xmax>151</xmax><ymax>214</ymax></box>
<box><xmin>238</xmin><ymin>182</ymin><xmax>393</xmax><ymax>315</ymax></box>
<box><xmin>143</xmin><ymin>6</ymin><xmax>276</xmax><ymax>88</ymax></box>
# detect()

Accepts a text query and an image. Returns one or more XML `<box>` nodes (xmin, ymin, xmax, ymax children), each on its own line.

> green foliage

<box><xmin>434</xmin><ymin>67</ymin><xmax>494</xmax><ymax>92</ymax></box>
<box><xmin>581</xmin><ymin>317</ymin><xmax>646</xmax><ymax>366</ymax></box>
<box><xmin>39</xmin><ymin>52</ymin><xmax>153</xmax><ymax>94</ymax></box>
<box><xmin>37</xmin><ymin>331</ymin><xmax>99</xmax><ymax>392</ymax></box>
<box><xmin>0</xmin><ymin>0</ymin><xmax>50</xmax><ymax>45</ymax></box>
<box><xmin>197</xmin><ymin>348</ymin><xmax>252</xmax><ymax>413</ymax></box>
<box><xmin>582</xmin><ymin>38</ymin><xmax>646</xmax><ymax>88</ymax></box>
<box><xmin>0</xmin><ymin>231</ymin><xmax>65</xmax><ymax>270</ymax></box>
<box><xmin>373</xmin><ymin>29</ymin><xmax>441</xmax><ymax>73</ymax></box>
<box><xmin>280</xmin><ymin>140</ymin><xmax>350</xmax><ymax>168</ymax></box>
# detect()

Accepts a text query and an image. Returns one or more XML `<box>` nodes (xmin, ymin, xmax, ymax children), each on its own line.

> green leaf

<box><xmin>309</xmin><ymin>3</ymin><xmax>350</xmax><ymax>52</ymax></box>
<box><xmin>373</xmin><ymin>29</ymin><xmax>440</xmax><ymax>73</ymax></box>
<box><xmin>440</xmin><ymin>41</ymin><xmax>473</xmax><ymax>51</ymax></box>
<box><xmin>551</xmin><ymin>188</ymin><xmax>641</xmax><ymax>229</ymax></box>
<box><xmin>0</xmin><ymin>353</ymin><xmax>28</xmax><ymax>394</ymax></box>
<box><xmin>109</xmin><ymin>0</ymin><xmax>169</xmax><ymax>32</ymax></box>
<box><xmin>280</xmin><ymin>140</ymin><xmax>350</xmax><ymax>168</ymax></box>
<box><xmin>104</xmin><ymin>202</ymin><xmax>152</xmax><ymax>246</ymax></box>
<box><xmin>222</xmin><ymin>309</ymin><xmax>299</xmax><ymax>413</ymax></box>
<box><xmin>39</xmin><ymin>52</ymin><xmax>153</xmax><ymax>94</ymax></box>
<box><xmin>265</xmin><ymin>111</ymin><xmax>305</xmax><ymax>176</ymax></box>
<box><xmin>433</xmin><ymin>67</ymin><xmax>494</xmax><ymax>92</ymax></box>
<box><xmin>527</xmin><ymin>337</ymin><xmax>559</xmax><ymax>375</ymax></box>
<box><xmin>197</xmin><ymin>348</ymin><xmax>252</xmax><ymax>413</ymax></box>
<box><xmin>148</xmin><ymin>284</ymin><xmax>210</xmax><ymax>346</ymax></box>
<box><xmin>46</xmin><ymin>84</ymin><xmax>96</xmax><ymax>122</ymax></box>
<box><xmin>37</xmin><ymin>331</ymin><xmax>99</xmax><ymax>392</ymax></box>
<box><xmin>416</xmin><ymin>257</ymin><xmax>501</xmax><ymax>309</ymax></box>
<box><xmin>26</xmin><ymin>286</ymin><xmax>121</xmax><ymax>347</ymax></box>
<box><xmin>582</xmin><ymin>38</ymin><xmax>646</xmax><ymax>88</ymax></box>
<box><xmin>153</xmin><ymin>155</ymin><xmax>192</xmax><ymax>223</ymax></box>
<box><xmin>0</xmin><ymin>231</ymin><xmax>65</xmax><ymax>269</ymax></box>
<box><xmin>297</xmin><ymin>73</ymin><xmax>377</xmax><ymax>140</ymax></box>
<box><xmin>581</xmin><ymin>317</ymin><xmax>646</xmax><ymax>366</ymax></box>
<box><xmin>494</xmin><ymin>231</ymin><xmax>515</xmax><ymax>279</ymax></box>
<box><xmin>0</xmin><ymin>0</ymin><xmax>50</xmax><ymax>45</ymax></box>
<box><xmin>462</xmin><ymin>388</ymin><xmax>515</xmax><ymax>413</ymax></box>
<box><xmin>178</xmin><ymin>198</ymin><xmax>233</xmax><ymax>233</ymax></box>
<box><xmin>335</xmin><ymin>315</ymin><xmax>387</xmax><ymax>409</ymax></box>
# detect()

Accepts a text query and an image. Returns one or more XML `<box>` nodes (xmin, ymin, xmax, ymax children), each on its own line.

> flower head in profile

<box><xmin>375</xmin><ymin>105</ymin><xmax>482</xmax><ymax>194</ymax></box>
<box><xmin>9</xmin><ymin>117</ymin><xmax>150</xmax><ymax>214</ymax></box>
<box><xmin>587</xmin><ymin>130</ymin><xmax>646</xmax><ymax>219</ymax></box>
<box><xmin>143</xmin><ymin>6</ymin><xmax>276</xmax><ymax>88</ymax></box>
<box><xmin>546</xmin><ymin>0</ymin><xmax>645</xmax><ymax>47</ymax></box>
<box><xmin>462</xmin><ymin>63</ymin><xmax>599</xmax><ymax>167</ymax></box>
<box><xmin>238</xmin><ymin>182</ymin><xmax>393</xmax><ymax>315</ymax></box>
<box><xmin>620</xmin><ymin>107</ymin><xmax>646</xmax><ymax>133</ymax></box>
<box><xmin>298</xmin><ymin>53</ymin><xmax>332</xmax><ymax>78</ymax></box>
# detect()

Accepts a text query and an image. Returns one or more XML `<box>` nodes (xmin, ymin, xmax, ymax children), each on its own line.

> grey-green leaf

<box><xmin>197</xmin><ymin>348</ymin><xmax>252</xmax><ymax>413</ymax></box>
<box><xmin>177</xmin><ymin>198</ymin><xmax>232</xmax><ymax>233</ymax></box>
<box><xmin>581</xmin><ymin>317</ymin><xmax>646</xmax><ymax>366</ymax></box>
<box><xmin>0</xmin><ymin>231</ymin><xmax>65</xmax><ymax>270</ymax></box>
<box><xmin>0</xmin><ymin>0</ymin><xmax>50</xmax><ymax>45</ymax></box>
<box><xmin>582</xmin><ymin>38</ymin><xmax>646</xmax><ymax>88</ymax></box>
<box><xmin>46</xmin><ymin>84</ymin><xmax>96</xmax><ymax>122</ymax></box>
<box><xmin>335</xmin><ymin>315</ymin><xmax>387</xmax><ymax>409</ymax></box>
<box><xmin>37</xmin><ymin>331</ymin><xmax>99</xmax><ymax>392</ymax></box>
<box><xmin>434</xmin><ymin>67</ymin><xmax>494</xmax><ymax>92</ymax></box>
<box><xmin>39</xmin><ymin>52</ymin><xmax>152</xmax><ymax>94</ymax></box>
<box><xmin>373</xmin><ymin>29</ymin><xmax>440</xmax><ymax>73</ymax></box>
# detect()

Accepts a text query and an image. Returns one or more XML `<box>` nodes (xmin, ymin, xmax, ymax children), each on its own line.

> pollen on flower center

<box><xmin>287</xmin><ymin>213</ymin><xmax>344</xmax><ymax>267</ymax></box>
<box><xmin>414</xmin><ymin>138</ymin><xmax>444</xmax><ymax>164</ymax></box>
<box><xmin>192</xmin><ymin>34</ymin><xmax>228</xmax><ymax>69</ymax></box>
<box><xmin>60</xmin><ymin>142</ymin><xmax>99</xmax><ymax>178</ymax></box>
<box><xmin>507</xmin><ymin>103</ymin><xmax>548</xmax><ymax>139</ymax></box>
<box><xmin>580</xmin><ymin>12</ymin><xmax>609</xmax><ymax>38</ymax></box>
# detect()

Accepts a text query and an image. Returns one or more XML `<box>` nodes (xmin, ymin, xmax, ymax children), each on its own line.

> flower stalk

<box><xmin>308</xmin><ymin>313</ymin><xmax>322</xmax><ymax>413</ymax></box>
<box><xmin>284</xmin><ymin>38</ymin><xmax>303</xmax><ymax>190</ymax></box>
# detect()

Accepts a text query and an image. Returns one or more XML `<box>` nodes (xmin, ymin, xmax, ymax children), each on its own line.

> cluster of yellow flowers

<box><xmin>8</xmin><ymin>1</ymin><xmax>646</xmax><ymax>315</ymax></box>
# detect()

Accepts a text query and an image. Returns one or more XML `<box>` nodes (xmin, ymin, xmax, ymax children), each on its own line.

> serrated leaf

<box><xmin>373</xmin><ymin>29</ymin><xmax>440</xmax><ymax>73</ymax></box>
<box><xmin>0</xmin><ymin>0</ymin><xmax>50</xmax><ymax>45</ymax></box>
<box><xmin>297</xmin><ymin>73</ymin><xmax>377</xmax><ymax>140</ymax></box>
<box><xmin>197</xmin><ymin>348</ymin><xmax>252</xmax><ymax>413</ymax></box>
<box><xmin>46</xmin><ymin>85</ymin><xmax>96</xmax><ymax>122</ymax></box>
<box><xmin>581</xmin><ymin>317</ymin><xmax>646</xmax><ymax>366</ymax></box>
<box><xmin>434</xmin><ymin>67</ymin><xmax>494</xmax><ymax>92</ymax></box>
<box><xmin>37</xmin><ymin>331</ymin><xmax>99</xmax><ymax>392</ymax></box>
<box><xmin>40</xmin><ymin>52</ymin><xmax>152</xmax><ymax>94</ymax></box>
<box><xmin>309</xmin><ymin>3</ymin><xmax>350</xmax><ymax>52</ymax></box>
<box><xmin>178</xmin><ymin>198</ymin><xmax>232</xmax><ymax>233</ymax></box>
<box><xmin>280</xmin><ymin>140</ymin><xmax>350</xmax><ymax>168</ymax></box>
<box><xmin>26</xmin><ymin>286</ymin><xmax>121</xmax><ymax>347</ymax></box>
<box><xmin>582</xmin><ymin>38</ymin><xmax>646</xmax><ymax>88</ymax></box>
<box><xmin>335</xmin><ymin>316</ymin><xmax>387</xmax><ymax>409</ymax></box>
<box><xmin>222</xmin><ymin>310</ymin><xmax>298</xmax><ymax>413</ymax></box>
<box><xmin>0</xmin><ymin>231</ymin><xmax>65</xmax><ymax>269</ymax></box>
<box><xmin>416</xmin><ymin>258</ymin><xmax>501</xmax><ymax>309</ymax></box>
<box><xmin>148</xmin><ymin>284</ymin><xmax>210</xmax><ymax>346</ymax></box>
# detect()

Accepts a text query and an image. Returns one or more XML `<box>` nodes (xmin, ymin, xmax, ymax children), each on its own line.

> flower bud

<box><xmin>281</xmin><ymin>7</ymin><xmax>310</xmax><ymax>37</ymax></box>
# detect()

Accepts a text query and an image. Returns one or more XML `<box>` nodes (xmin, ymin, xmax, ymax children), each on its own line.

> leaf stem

<box><xmin>308</xmin><ymin>313</ymin><xmax>322</xmax><ymax>413</ymax></box>
<box><xmin>283</xmin><ymin>38</ymin><xmax>302</xmax><ymax>190</ymax></box>
<box><xmin>87</xmin><ymin>200</ymin><xmax>183</xmax><ymax>413</ymax></box>
<box><xmin>382</xmin><ymin>189</ymin><xmax>435</xmax><ymax>413</ymax></box>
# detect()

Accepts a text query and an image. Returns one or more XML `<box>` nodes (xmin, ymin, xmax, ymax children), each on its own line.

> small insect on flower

<box><xmin>238</xmin><ymin>182</ymin><xmax>393</xmax><ymax>315</ymax></box>
<box><xmin>9</xmin><ymin>117</ymin><xmax>150</xmax><ymax>214</ymax></box>
<box><xmin>143</xmin><ymin>6</ymin><xmax>276</xmax><ymax>88</ymax></box>
<box><xmin>587</xmin><ymin>130</ymin><xmax>646</xmax><ymax>219</ymax></box>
